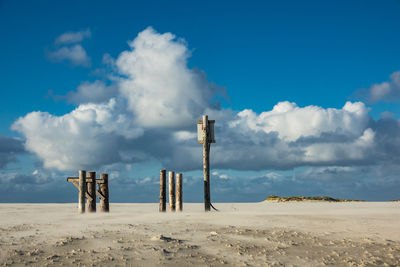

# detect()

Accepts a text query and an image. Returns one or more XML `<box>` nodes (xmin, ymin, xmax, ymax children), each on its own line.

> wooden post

<box><xmin>176</xmin><ymin>173</ymin><xmax>183</xmax><ymax>212</ymax></box>
<box><xmin>159</xmin><ymin>170</ymin><xmax>166</xmax><ymax>212</ymax></box>
<box><xmin>169</xmin><ymin>171</ymin><xmax>175</xmax><ymax>212</ymax></box>
<box><xmin>203</xmin><ymin>115</ymin><xmax>211</xmax><ymax>211</ymax></box>
<box><xmin>78</xmin><ymin>170</ymin><xmax>86</xmax><ymax>214</ymax></box>
<box><xmin>99</xmin><ymin>173</ymin><xmax>109</xmax><ymax>212</ymax></box>
<box><xmin>86</xmin><ymin>172</ymin><xmax>96</xmax><ymax>212</ymax></box>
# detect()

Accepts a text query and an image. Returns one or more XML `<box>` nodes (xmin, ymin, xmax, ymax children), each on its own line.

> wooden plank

<box><xmin>68</xmin><ymin>177</ymin><xmax>105</xmax><ymax>183</ymax></box>
<box><xmin>96</xmin><ymin>190</ymin><xmax>105</xmax><ymax>200</ymax></box>
<box><xmin>197</xmin><ymin>120</ymin><xmax>215</xmax><ymax>124</ymax></box>
<box><xmin>85</xmin><ymin>192</ymin><xmax>93</xmax><ymax>201</ymax></box>
<box><xmin>72</xmin><ymin>181</ymin><xmax>79</xmax><ymax>189</ymax></box>
<box><xmin>70</xmin><ymin>180</ymin><xmax>93</xmax><ymax>201</ymax></box>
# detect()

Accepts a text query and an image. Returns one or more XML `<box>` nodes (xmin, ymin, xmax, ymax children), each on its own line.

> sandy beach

<box><xmin>0</xmin><ymin>202</ymin><xmax>399</xmax><ymax>266</ymax></box>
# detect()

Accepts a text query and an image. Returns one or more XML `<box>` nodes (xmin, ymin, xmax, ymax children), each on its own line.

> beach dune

<box><xmin>1</xmin><ymin>202</ymin><xmax>399</xmax><ymax>266</ymax></box>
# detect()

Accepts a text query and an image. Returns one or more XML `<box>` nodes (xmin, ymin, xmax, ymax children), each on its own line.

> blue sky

<box><xmin>1</xmin><ymin>0</ymin><xmax>400</xmax><ymax>202</ymax></box>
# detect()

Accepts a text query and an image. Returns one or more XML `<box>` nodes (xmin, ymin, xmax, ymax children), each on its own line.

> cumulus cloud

<box><xmin>0</xmin><ymin>170</ymin><xmax>52</xmax><ymax>186</ymax></box>
<box><xmin>14</xmin><ymin>27</ymin><xmax>226</xmax><ymax>171</ymax></box>
<box><xmin>13</xmin><ymin>27</ymin><xmax>400</xmax><ymax>178</ymax></box>
<box><xmin>262</xmin><ymin>172</ymin><xmax>284</xmax><ymax>180</ymax></box>
<box><xmin>55</xmin><ymin>29</ymin><xmax>91</xmax><ymax>45</ymax></box>
<box><xmin>212</xmin><ymin>171</ymin><xmax>229</xmax><ymax>179</ymax></box>
<box><xmin>369</xmin><ymin>116</ymin><xmax>400</xmax><ymax>163</ymax></box>
<box><xmin>0</xmin><ymin>135</ymin><xmax>25</xmax><ymax>168</ymax></box>
<box><xmin>167</xmin><ymin>101</ymin><xmax>380</xmax><ymax>171</ymax></box>
<box><xmin>48</xmin><ymin>29</ymin><xmax>92</xmax><ymax>67</ymax></box>
<box><xmin>229</xmin><ymin>101</ymin><xmax>369</xmax><ymax>142</ymax></box>
<box><xmin>353</xmin><ymin>71</ymin><xmax>400</xmax><ymax>103</ymax></box>
<box><xmin>12</xmin><ymin>99</ymin><xmax>143</xmax><ymax>170</ymax></box>
<box><xmin>0</xmin><ymin>169</ymin><xmax>75</xmax><ymax>202</ymax></box>
<box><xmin>48</xmin><ymin>44</ymin><xmax>91</xmax><ymax>66</ymax></box>
<box><xmin>116</xmin><ymin>27</ymin><xmax>225</xmax><ymax>128</ymax></box>
<box><xmin>66</xmin><ymin>80</ymin><xmax>118</xmax><ymax>104</ymax></box>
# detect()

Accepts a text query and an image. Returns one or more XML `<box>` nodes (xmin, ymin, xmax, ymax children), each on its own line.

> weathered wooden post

<box><xmin>78</xmin><ymin>170</ymin><xmax>86</xmax><ymax>214</ymax></box>
<box><xmin>86</xmin><ymin>172</ymin><xmax>96</xmax><ymax>212</ymax></box>
<box><xmin>176</xmin><ymin>173</ymin><xmax>183</xmax><ymax>212</ymax></box>
<box><xmin>99</xmin><ymin>173</ymin><xmax>109</xmax><ymax>212</ymax></box>
<box><xmin>197</xmin><ymin>115</ymin><xmax>215</xmax><ymax>212</ymax></box>
<box><xmin>159</xmin><ymin>170</ymin><xmax>166</xmax><ymax>212</ymax></box>
<box><xmin>169</xmin><ymin>171</ymin><xmax>175</xmax><ymax>212</ymax></box>
<box><xmin>203</xmin><ymin>115</ymin><xmax>210</xmax><ymax>211</ymax></box>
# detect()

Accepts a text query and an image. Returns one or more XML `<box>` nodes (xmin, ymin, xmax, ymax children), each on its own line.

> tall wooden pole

<box><xmin>203</xmin><ymin>115</ymin><xmax>211</xmax><ymax>211</ymax></box>
<box><xmin>169</xmin><ymin>171</ymin><xmax>175</xmax><ymax>212</ymax></box>
<box><xmin>78</xmin><ymin>170</ymin><xmax>86</xmax><ymax>214</ymax></box>
<box><xmin>100</xmin><ymin>173</ymin><xmax>109</xmax><ymax>212</ymax></box>
<box><xmin>86</xmin><ymin>171</ymin><xmax>96</xmax><ymax>212</ymax></box>
<box><xmin>176</xmin><ymin>173</ymin><xmax>183</xmax><ymax>212</ymax></box>
<box><xmin>159</xmin><ymin>170</ymin><xmax>166</xmax><ymax>212</ymax></box>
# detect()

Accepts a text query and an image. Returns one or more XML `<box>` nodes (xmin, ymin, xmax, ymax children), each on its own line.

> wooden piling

<box><xmin>86</xmin><ymin>172</ymin><xmax>96</xmax><ymax>212</ymax></box>
<box><xmin>159</xmin><ymin>170</ymin><xmax>166</xmax><ymax>212</ymax></box>
<box><xmin>176</xmin><ymin>173</ymin><xmax>183</xmax><ymax>212</ymax></box>
<box><xmin>99</xmin><ymin>173</ymin><xmax>109</xmax><ymax>212</ymax></box>
<box><xmin>78</xmin><ymin>170</ymin><xmax>86</xmax><ymax>214</ymax></box>
<box><xmin>203</xmin><ymin>115</ymin><xmax>211</xmax><ymax>211</ymax></box>
<box><xmin>169</xmin><ymin>171</ymin><xmax>175</xmax><ymax>212</ymax></box>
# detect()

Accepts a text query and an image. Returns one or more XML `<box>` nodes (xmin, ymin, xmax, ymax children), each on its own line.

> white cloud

<box><xmin>302</xmin><ymin>128</ymin><xmax>374</xmax><ymax>163</ymax></box>
<box><xmin>219</xmin><ymin>174</ymin><xmax>228</xmax><ymax>179</ymax></box>
<box><xmin>12</xmin><ymin>99</ymin><xmax>143</xmax><ymax>171</ymax></box>
<box><xmin>67</xmin><ymin>80</ymin><xmax>118</xmax><ymax>104</ymax></box>
<box><xmin>262</xmin><ymin>172</ymin><xmax>283</xmax><ymax>180</ymax></box>
<box><xmin>12</xmin><ymin>27</ymin><xmax>400</xmax><ymax>176</ymax></box>
<box><xmin>381</xmin><ymin>111</ymin><xmax>395</xmax><ymax>119</ymax></box>
<box><xmin>173</xmin><ymin>131</ymin><xmax>197</xmax><ymax>141</ymax></box>
<box><xmin>354</xmin><ymin>71</ymin><xmax>400</xmax><ymax>103</ymax></box>
<box><xmin>48</xmin><ymin>29</ymin><xmax>92</xmax><ymax>67</ymax></box>
<box><xmin>229</xmin><ymin>101</ymin><xmax>369</xmax><ymax>142</ymax></box>
<box><xmin>139</xmin><ymin>177</ymin><xmax>153</xmax><ymax>184</ymax></box>
<box><xmin>0</xmin><ymin>171</ymin><xmax>53</xmax><ymax>187</ymax></box>
<box><xmin>19</xmin><ymin>26</ymin><xmax>222</xmax><ymax>171</ymax></box>
<box><xmin>16</xmin><ymin>26</ymin><xmax>225</xmax><ymax>171</ymax></box>
<box><xmin>211</xmin><ymin>171</ymin><xmax>228</xmax><ymax>179</ymax></box>
<box><xmin>116</xmin><ymin>27</ymin><xmax>224</xmax><ymax>128</ymax></box>
<box><xmin>0</xmin><ymin>135</ymin><xmax>25</xmax><ymax>169</ymax></box>
<box><xmin>48</xmin><ymin>44</ymin><xmax>91</xmax><ymax>66</ymax></box>
<box><xmin>55</xmin><ymin>29</ymin><xmax>91</xmax><ymax>45</ymax></box>
<box><xmin>168</xmin><ymin>101</ymin><xmax>379</xmax><ymax>171</ymax></box>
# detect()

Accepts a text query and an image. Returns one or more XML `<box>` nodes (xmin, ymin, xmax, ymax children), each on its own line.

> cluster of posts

<box><xmin>67</xmin><ymin>115</ymin><xmax>215</xmax><ymax>213</ymax></box>
<box><xmin>159</xmin><ymin>170</ymin><xmax>183</xmax><ymax>212</ymax></box>
<box><xmin>67</xmin><ymin>170</ymin><xmax>109</xmax><ymax>213</ymax></box>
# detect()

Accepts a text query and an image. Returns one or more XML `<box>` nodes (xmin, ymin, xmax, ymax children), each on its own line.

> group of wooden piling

<box><xmin>67</xmin><ymin>114</ymin><xmax>215</xmax><ymax>213</ymax></box>
<box><xmin>159</xmin><ymin>170</ymin><xmax>183</xmax><ymax>212</ymax></box>
<box><xmin>67</xmin><ymin>170</ymin><xmax>109</xmax><ymax>213</ymax></box>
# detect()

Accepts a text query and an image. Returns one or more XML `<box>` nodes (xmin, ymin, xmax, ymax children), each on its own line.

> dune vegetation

<box><xmin>265</xmin><ymin>195</ymin><xmax>365</xmax><ymax>202</ymax></box>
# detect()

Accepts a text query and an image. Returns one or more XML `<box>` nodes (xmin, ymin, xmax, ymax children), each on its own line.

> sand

<box><xmin>0</xmin><ymin>202</ymin><xmax>399</xmax><ymax>266</ymax></box>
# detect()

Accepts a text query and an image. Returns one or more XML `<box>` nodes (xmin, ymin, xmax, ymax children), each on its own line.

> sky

<box><xmin>1</xmin><ymin>0</ymin><xmax>400</xmax><ymax>202</ymax></box>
